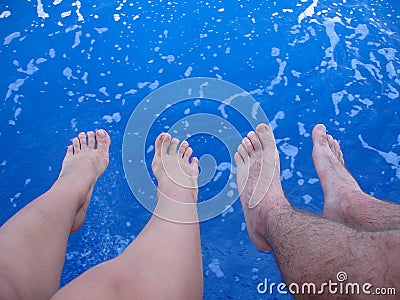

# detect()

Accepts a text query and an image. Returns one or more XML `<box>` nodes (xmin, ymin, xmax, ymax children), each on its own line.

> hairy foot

<box><xmin>59</xmin><ymin>130</ymin><xmax>111</xmax><ymax>232</ymax></box>
<box><xmin>234</xmin><ymin>124</ymin><xmax>289</xmax><ymax>252</ymax></box>
<box><xmin>311</xmin><ymin>124</ymin><xmax>362</xmax><ymax>223</ymax></box>
<box><xmin>151</xmin><ymin>133</ymin><xmax>199</xmax><ymax>223</ymax></box>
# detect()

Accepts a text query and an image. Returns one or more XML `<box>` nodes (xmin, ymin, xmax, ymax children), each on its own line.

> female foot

<box><xmin>151</xmin><ymin>133</ymin><xmax>199</xmax><ymax>223</ymax></box>
<box><xmin>235</xmin><ymin>124</ymin><xmax>289</xmax><ymax>252</ymax></box>
<box><xmin>58</xmin><ymin>129</ymin><xmax>111</xmax><ymax>232</ymax></box>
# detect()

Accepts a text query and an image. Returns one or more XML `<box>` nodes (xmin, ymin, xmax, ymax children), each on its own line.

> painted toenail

<box><xmin>98</xmin><ymin>130</ymin><xmax>106</xmax><ymax>137</ymax></box>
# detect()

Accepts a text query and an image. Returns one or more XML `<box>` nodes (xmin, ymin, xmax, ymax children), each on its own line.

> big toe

<box><xmin>256</xmin><ymin>123</ymin><xmax>275</xmax><ymax>151</ymax></box>
<box><xmin>96</xmin><ymin>129</ymin><xmax>111</xmax><ymax>152</ymax></box>
<box><xmin>312</xmin><ymin>124</ymin><xmax>329</xmax><ymax>148</ymax></box>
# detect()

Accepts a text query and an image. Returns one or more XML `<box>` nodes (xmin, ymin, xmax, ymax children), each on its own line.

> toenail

<box><xmin>97</xmin><ymin>129</ymin><xmax>106</xmax><ymax>137</ymax></box>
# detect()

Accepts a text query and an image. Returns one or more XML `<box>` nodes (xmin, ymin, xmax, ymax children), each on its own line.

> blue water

<box><xmin>1</xmin><ymin>0</ymin><xmax>399</xmax><ymax>299</ymax></box>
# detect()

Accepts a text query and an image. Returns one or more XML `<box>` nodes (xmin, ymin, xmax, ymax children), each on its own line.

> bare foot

<box><xmin>59</xmin><ymin>130</ymin><xmax>111</xmax><ymax>232</ymax></box>
<box><xmin>311</xmin><ymin>124</ymin><xmax>362</xmax><ymax>223</ymax></box>
<box><xmin>235</xmin><ymin>124</ymin><xmax>289</xmax><ymax>252</ymax></box>
<box><xmin>152</xmin><ymin>133</ymin><xmax>199</xmax><ymax>205</ymax></box>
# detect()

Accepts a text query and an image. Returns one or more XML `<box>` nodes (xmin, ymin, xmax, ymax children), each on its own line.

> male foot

<box><xmin>311</xmin><ymin>124</ymin><xmax>362</xmax><ymax>223</ymax></box>
<box><xmin>235</xmin><ymin>124</ymin><xmax>289</xmax><ymax>252</ymax></box>
<box><xmin>152</xmin><ymin>133</ymin><xmax>199</xmax><ymax>202</ymax></box>
<box><xmin>59</xmin><ymin>130</ymin><xmax>111</xmax><ymax>232</ymax></box>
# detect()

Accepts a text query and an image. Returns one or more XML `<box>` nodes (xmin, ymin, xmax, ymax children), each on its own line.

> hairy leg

<box><xmin>312</xmin><ymin>124</ymin><xmax>400</xmax><ymax>231</ymax></box>
<box><xmin>236</xmin><ymin>124</ymin><xmax>400</xmax><ymax>299</ymax></box>
<box><xmin>0</xmin><ymin>130</ymin><xmax>110</xmax><ymax>300</ymax></box>
<box><xmin>52</xmin><ymin>133</ymin><xmax>203</xmax><ymax>300</ymax></box>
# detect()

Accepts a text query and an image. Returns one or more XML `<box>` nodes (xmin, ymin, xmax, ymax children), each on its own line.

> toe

<box><xmin>161</xmin><ymin>133</ymin><xmax>171</xmax><ymax>155</ymax></box>
<box><xmin>73</xmin><ymin>137</ymin><xmax>80</xmax><ymax>154</ymax></box>
<box><xmin>234</xmin><ymin>152</ymin><xmax>244</xmax><ymax>165</ymax></box>
<box><xmin>78</xmin><ymin>132</ymin><xmax>87</xmax><ymax>149</ymax></box>
<box><xmin>155</xmin><ymin>133</ymin><xmax>165</xmax><ymax>157</ymax></box>
<box><xmin>237</xmin><ymin>144</ymin><xmax>248</xmax><ymax>163</ymax></box>
<box><xmin>191</xmin><ymin>157</ymin><xmax>199</xmax><ymax>169</ymax></box>
<box><xmin>327</xmin><ymin>134</ymin><xmax>335</xmax><ymax>151</ymax></box>
<box><xmin>96</xmin><ymin>129</ymin><xmax>111</xmax><ymax>152</ymax></box>
<box><xmin>65</xmin><ymin>145</ymin><xmax>73</xmax><ymax>158</ymax></box>
<box><xmin>169</xmin><ymin>138</ymin><xmax>180</xmax><ymax>154</ymax></box>
<box><xmin>248</xmin><ymin>131</ymin><xmax>261</xmax><ymax>153</ymax></box>
<box><xmin>183</xmin><ymin>147</ymin><xmax>193</xmax><ymax>161</ymax></box>
<box><xmin>179</xmin><ymin>141</ymin><xmax>189</xmax><ymax>157</ymax></box>
<box><xmin>242</xmin><ymin>137</ymin><xmax>254</xmax><ymax>154</ymax></box>
<box><xmin>256</xmin><ymin>123</ymin><xmax>275</xmax><ymax>150</ymax></box>
<box><xmin>87</xmin><ymin>131</ymin><xmax>95</xmax><ymax>148</ymax></box>
<box><xmin>312</xmin><ymin>124</ymin><xmax>329</xmax><ymax>148</ymax></box>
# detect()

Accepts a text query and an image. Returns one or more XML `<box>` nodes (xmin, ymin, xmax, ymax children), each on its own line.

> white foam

<box><xmin>61</xmin><ymin>11</ymin><xmax>71</xmax><ymax>18</ymax></box>
<box><xmin>5</xmin><ymin>78</ymin><xmax>27</xmax><ymax>100</ymax></box>
<box><xmin>271</xmin><ymin>47</ymin><xmax>280</xmax><ymax>57</ymax></box>
<box><xmin>99</xmin><ymin>87</ymin><xmax>109</xmax><ymax>97</ymax></box>
<box><xmin>0</xmin><ymin>11</ymin><xmax>11</xmax><ymax>18</ymax></box>
<box><xmin>322</xmin><ymin>17</ymin><xmax>343</xmax><ymax>70</ymax></box>
<box><xmin>72</xmin><ymin>0</ymin><xmax>84</xmax><ymax>21</ymax></box>
<box><xmin>71</xmin><ymin>31</ymin><xmax>82</xmax><ymax>49</ymax></box>
<box><xmin>303</xmin><ymin>194</ymin><xmax>313</xmax><ymax>204</ymax></box>
<box><xmin>269</xmin><ymin>111</ymin><xmax>285</xmax><ymax>131</ymax></box>
<box><xmin>49</xmin><ymin>48</ymin><xmax>56</xmax><ymax>58</ymax></box>
<box><xmin>279</xmin><ymin>142</ymin><xmax>298</xmax><ymax>169</ymax></box>
<box><xmin>161</xmin><ymin>54</ymin><xmax>175</xmax><ymax>63</ymax></box>
<box><xmin>103</xmin><ymin>112</ymin><xmax>121</xmax><ymax>123</ymax></box>
<box><xmin>94</xmin><ymin>27</ymin><xmax>108</xmax><ymax>34</ymax></box>
<box><xmin>36</xmin><ymin>0</ymin><xmax>49</xmax><ymax>19</ymax></box>
<box><xmin>297</xmin><ymin>122</ymin><xmax>310</xmax><ymax>137</ymax></box>
<box><xmin>14</xmin><ymin>107</ymin><xmax>22</xmax><ymax>119</ymax></box>
<box><xmin>331</xmin><ymin>90</ymin><xmax>347</xmax><ymax>115</ymax></box>
<box><xmin>184</xmin><ymin>66</ymin><xmax>193</xmax><ymax>77</ymax></box>
<box><xmin>4</xmin><ymin>32</ymin><xmax>21</xmax><ymax>45</ymax></box>
<box><xmin>208</xmin><ymin>259</ymin><xmax>224</xmax><ymax>278</ymax></box>
<box><xmin>358</xmin><ymin>135</ymin><xmax>400</xmax><ymax>179</ymax></box>
<box><xmin>298</xmin><ymin>0</ymin><xmax>318</xmax><ymax>24</ymax></box>
<box><xmin>149</xmin><ymin>80</ymin><xmax>159</xmax><ymax>90</ymax></box>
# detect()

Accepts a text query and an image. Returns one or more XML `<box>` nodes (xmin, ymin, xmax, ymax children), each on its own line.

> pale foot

<box><xmin>59</xmin><ymin>129</ymin><xmax>111</xmax><ymax>232</ymax></box>
<box><xmin>235</xmin><ymin>124</ymin><xmax>289</xmax><ymax>252</ymax></box>
<box><xmin>151</xmin><ymin>133</ymin><xmax>199</xmax><ymax>204</ymax></box>
<box><xmin>311</xmin><ymin>124</ymin><xmax>362</xmax><ymax>223</ymax></box>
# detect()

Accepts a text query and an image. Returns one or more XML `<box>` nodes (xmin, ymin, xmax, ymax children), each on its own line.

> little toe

<box><xmin>96</xmin><ymin>129</ymin><xmax>111</xmax><ymax>152</ymax></box>
<box><xmin>247</xmin><ymin>131</ymin><xmax>262</xmax><ymax>153</ymax></box>
<box><xmin>155</xmin><ymin>133</ymin><xmax>165</xmax><ymax>157</ymax></box>
<box><xmin>256</xmin><ymin>123</ymin><xmax>275</xmax><ymax>150</ymax></box>
<box><xmin>169</xmin><ymin>138</ymin><xmax>180</xmax><ymax>155</ymax></box>
<box><xmin>78</xmin><ymin>132</ymin><xmax>87</xmax><ymax>149</ymax></box>
<box><xmin>237</xmin><ymin>144</ymin><xmax>249</xmax><ymax>163</ymax></box>
<box><xmin>87</xmin><ymin>131</ymin><xmax>95</xmax><ymax>148</ymax></box>
<box><xmin>73</xmin><ymin>137</ymin><xmax>81</xmax><ymax>154</ymax></box>
<box><xmin>191</xmin><ymin>157</ymin><xmax>199</xmax><ymax>169</ymax></box>
<box><xmin>234</xmin><ymin>152</ymin><xmax>245</xmax><ymax>165</ymax></box>
<box><xmin>65</xmin><ymin>145</ymin><xmax>73</xmax><ymax>158</ymax></box>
